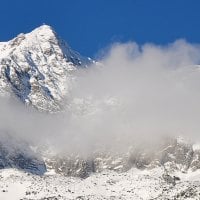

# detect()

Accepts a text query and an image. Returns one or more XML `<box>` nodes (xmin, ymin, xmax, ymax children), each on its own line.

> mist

<box><xmin>1</xmin><ymin>39</ymin><xmax>200</xmax><ymax>154</ymax></box>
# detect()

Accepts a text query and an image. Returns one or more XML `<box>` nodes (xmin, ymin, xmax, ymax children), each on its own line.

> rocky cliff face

<box><xmin>44</xmin><ymin>137</ymin><xmax>200</xmax><ymax>178</ymax></box>
<box><xmin>0</xmin><ymin>25</ymin><xmax>91</xmax><ymax>112</ymax></box>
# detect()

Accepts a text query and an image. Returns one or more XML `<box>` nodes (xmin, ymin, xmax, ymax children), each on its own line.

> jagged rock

<box><xmin>42</xmin><ymin>136</ymin><xmax>200</xmax><ymax>178</ymax></box>
<box><xmin>46</xmin><ymin>154</ymin><xmax>95</xmax><ymax>178</ymax></box>
<box><xmin>190</xmin><ymin>148</ymin><xmax>200</xmax><ymax>171</ymax></box>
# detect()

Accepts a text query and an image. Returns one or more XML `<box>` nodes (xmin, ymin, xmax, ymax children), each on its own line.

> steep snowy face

<box><xmin>0</xmin><ymin>25</ymin><xmax>91</xmax><ymax>111</ymax></box>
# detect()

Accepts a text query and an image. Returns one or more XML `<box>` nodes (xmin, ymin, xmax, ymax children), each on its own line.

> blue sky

<box><xmin>0</xmin><ymin>0</ymin><xmax>200</xmax><ymax>57</ymax></box>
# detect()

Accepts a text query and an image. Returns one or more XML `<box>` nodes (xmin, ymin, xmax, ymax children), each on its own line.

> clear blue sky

<box><xmin>0</xmin><ymin>0</ymin><xmax>200</xmax><ymax>57</ymax></box>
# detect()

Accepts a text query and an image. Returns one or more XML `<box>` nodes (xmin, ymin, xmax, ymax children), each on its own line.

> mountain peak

<box><xmin>24</xmin><ymin>24</ymin><xmax>59</xmax><ymax>46</ymax></box>
<box><xmin>0</xmin><ymin>25</ymin><xmax>92</xmax><ymax>111</ymax></box>
<box><xmin>35</xmin><ymin>24</ymin><xmax>54</xmax><ymax>31</ymax></box>
<box><xmin>30</xmin><ymin>24</ymin><xmax>57</xmax><ymax>39</ymax></box>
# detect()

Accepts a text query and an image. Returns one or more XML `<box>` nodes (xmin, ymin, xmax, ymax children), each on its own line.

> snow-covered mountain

<box><xmin>0</xmin><ymin>25</ymin><xmax>200</xmax><ymax>199</ymax></box>
<box><xmin>0</xmin><ymin>25</ymin><xmax>91</xmax><ymax>111</ymax></box>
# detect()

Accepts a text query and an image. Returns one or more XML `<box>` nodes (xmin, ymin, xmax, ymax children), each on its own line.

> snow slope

<box><xmin>0</xmin><ymin>168</ymin><xmax>200</xmax><ymax>200</ymax></box>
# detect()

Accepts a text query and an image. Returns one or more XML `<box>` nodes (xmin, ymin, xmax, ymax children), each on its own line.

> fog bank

<box><xmin>1</xmin><ymin>39</ymin><xmax>200</xmax><ymax>154</ymax></box>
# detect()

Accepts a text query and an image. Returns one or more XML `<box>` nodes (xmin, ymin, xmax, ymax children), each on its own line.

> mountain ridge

<box><xmin>1</xmin><ymin>25</ymin><xmax>200</xmax><ymax>176</ymax></box>
<box><xmin>0</xmin><ymin>25</ymin><xmax>200</xmax><ymax>199</ymax></box>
